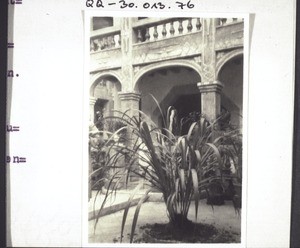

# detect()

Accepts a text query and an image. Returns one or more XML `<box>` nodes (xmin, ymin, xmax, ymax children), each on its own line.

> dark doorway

<box><xmin>172</xmin><ymin>93</ymin><xmax>201</xmax><ymax>135</ymax></box>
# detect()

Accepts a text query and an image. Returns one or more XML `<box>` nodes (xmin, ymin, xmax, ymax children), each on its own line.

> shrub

<box><xmin>90</xmin><ymin>97</ymin><xmax>242</xmax><ymax>242</ymax></box>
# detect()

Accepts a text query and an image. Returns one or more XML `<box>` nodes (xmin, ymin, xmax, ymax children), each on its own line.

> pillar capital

<box><xmin>89</xmin><ymin>97</ymin><xmax>97</xmax><ymax>105</ymax></box>
<box><xmin>118</xmin><ymin>91</ymin><xmax>141</xmax><ymax>118</ymax></box>
<box><xmin>197</xmin><ymin>81</ymin><xmax>224</xmax><ymax>94</ymax></box>
<box><xmin>197</xmin><ymin>81</ymin><xmax>223</xmax><ymax>122</ymax></box>
<box><xmin>118</xmin><ymin>92</ymin><xmax>141</xmax><ymax>101</ymax></box>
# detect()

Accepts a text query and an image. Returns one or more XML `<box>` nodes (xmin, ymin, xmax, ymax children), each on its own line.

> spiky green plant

<box><xmin>89</xmin><ymin>97</ymin><xmax>242</xmax><ymax>243</ymax></box>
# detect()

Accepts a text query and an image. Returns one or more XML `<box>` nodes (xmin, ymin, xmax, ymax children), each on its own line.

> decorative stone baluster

<box><xmin>137</xmin><ymin>29</ymin><xmax>142</xmax><ymax>43</ymax></box>
<box><xmin>107</xmin><ymin>36</ymin><xmax>112</xmax><ymax>48</ymax></box>
<box><xmin>100</xmin><ymin>37</ymin><xmax>105</xmax><ymax>49</ymax></box>
<box><xmin>145</xmin><ymin>28</ymin><xmax>150</xmax><ymax>41</ymax></box>
<box><xmin>111</xmin><ymin>36</ymin><xmax>115</xmax><ymax>47</ymax></box>
<box><xmin>105</xmin><ymin>37</ymin><xmax>109</xmax><ymax>49</ymax></box>
<box><xmin>162</xmin><ymin>23</ymin><xmax>167</xmax><ymax>38</ymax></box>
<box><xmin>90</xmin><ymin>40</ymin><xmax>95</xmax><ymax>52</ymax></box>
<box><xmin>100</xmin><ymin>38</ymin><xmax>105</xmax><ymax>50</ymax></box>
<box><xmin>170</xmin><ymin>21</ymin><xmax>175</xmax><ymax>36</ymax></box>
<box><xmin>153</xmin><ymin>26</ymin><xmax>158</xmax><ymax>40</ymax></box>
<box><xmin>106</xmin><ymin>36</ymin><xmax>111</xmax><ymax>48</ymax></box>
<box><xmin>114</xmin><ymin>34</ymin><xmax>120</xmax><ymax>47</ymax></box>
<box><xmin>118</xmin><ymin>34</ymin><xmax>121</xmax><ymax>46</ymax></box>
<box><xmin>187</xmin><ymin>18</ymin><xmax>193</xmax><ymax>32</ymax></box>
<box><xmin>196</xmin><ymin>18</ymin><xmax>202</xmax><ymax>30</ymax></box>
<box><xmin>178</xmin><ymin>20</ymin><xmax>183</xmax><ymax>34</ymax></box>
<box><xmin>220</xmin><ymin>18</ymin><xmax>227</xmax><ymax>25</ymax></box>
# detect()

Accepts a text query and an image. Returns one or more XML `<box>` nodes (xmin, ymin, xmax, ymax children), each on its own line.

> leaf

<box><xmin>199</xmin><ymin>116</ymin><xmax>207</xmax><ymax>137</ymax></box>
<box><xmin>180</xmin><ymin>138</ymin><xmax>188</xmax><ymax>169</ymax></box>
<box><xmin>149</xmin><ymin>94</ymin><xmax>167</xmax><ymax>128</ymax></box>
<box><xmin>179</xmin><ymin>169</ymin><xmax>186</xmax><ymax>192</ymax></box>
<box><xmin>130</xmin><ymin>189</ymin><xmax>151</xmax><ymax>243</ymax></box>
<box><xmin>120</xmin><ymin>183</ymin><xmax>143</xmax><ymax>242</ymax></box>
<box><xmin>206</xmin><ymin>143</ymin><xmax>222</xmax><ymax>166</ymax></box>
<box><xmin>191</xmin><ymin>169</ymin><xmax>199</xmax><ymax>220</ymax></box>
<box><xmin>175</xmin><ymin>178</ymin><xmax>180</xmax><ymax>197</ymax></box>
<box><xmin>93</xmin><ymin>171</ymin><xmax>120</xmax><ymax>232</ymax></box>
<box><xmin>187</xmin><ymin>122</ymin><xmax>197</xmax><ymax>142</ymax></box>
<box><xmin>166</xmin><ymin>106</ymin><xmax>174</xmax><ymax>130</ymax></box>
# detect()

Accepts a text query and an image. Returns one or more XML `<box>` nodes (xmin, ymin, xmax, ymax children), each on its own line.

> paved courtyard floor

<box><xmin>89</xmin><ymin>194</ymin><xmax>241</xmax><ymax>244</ymax></box>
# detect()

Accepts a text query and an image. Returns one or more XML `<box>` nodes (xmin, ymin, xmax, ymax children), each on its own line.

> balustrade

<box><xmin>89</xmin><ymin>17</ymin><xmax>243</xmax><ymax>55</ymax></box>
<box><xmin>133</xmin><ymin>18</ymin><xmax>203</xmax><ymax>43</ymax></box>
<box><xmin>90</xmin><ymin>32</ymin><xmax>121</xmax><ymax>52</ymax></box>
<box><xmin>217</xmin><ymin>18</ymin><xmax>243</xmax><ymax>26</ymax></box>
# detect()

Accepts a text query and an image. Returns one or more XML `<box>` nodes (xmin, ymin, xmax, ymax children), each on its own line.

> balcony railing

<box><xmin>90</xmin><ymin>17</ymin><xmax>244</xmax><ymax>71</ymax></box>
<box><xmin>215</xmin><ymin>19</ymin><xmax>244</xmax><ymax>50</ymax></box>
<box><xmin>90</xmin><ymin>26</ymin><xmax>121</xmax><ymax>52</ymax></box>
<box><xmin>132</xmin><ymin>17</ymin><xmax>203</xmax><ymax>43</ymax></box>
<box><xmin>89</xmin><ymin>17</ymin><xmax>243</xmax><ymax>53</ymax></box>
<box><xmin>217</xmin><ymin>18</ymin><xmax>243</xmax><ymax>27</ymax></box>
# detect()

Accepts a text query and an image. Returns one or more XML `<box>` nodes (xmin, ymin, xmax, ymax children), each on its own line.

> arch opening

<box><xmin>136</xmin><ymin>66</ymin><xmax>201</xmax><ymax>133</ymax></box>
<box><xmin>218</xmin><ymin>54</ymin><xmax>243</xmax><ymax>128</ymax></box>
<box><xmin>90</xmin><ymin>75</ymin><xmax>122</xmax><ymax>125</ymax></box>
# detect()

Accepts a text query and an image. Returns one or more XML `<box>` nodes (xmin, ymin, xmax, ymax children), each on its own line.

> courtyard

<box><xmin>89</xmin><ymin>190</ymin><xmax>241</xmax><ymax>243</ymax></box>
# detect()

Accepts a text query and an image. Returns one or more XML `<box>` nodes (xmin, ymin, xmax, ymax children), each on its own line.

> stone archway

<box><xmin>90</xmin><ymin>75</ymin><xmax>122</xmax><ymax>125</ymax></box>
<box><xmin>217</xmin><ymin>53</ymin><xmax>244</xmax><ymax>128</ymax></box>
<box><xmin>134</xmin><ymin>63</ymin><xmax>202</xmax><ymax>132</ymax></box>
<box><xmin>133</xmin><ymin>60</ymin><xmax>202</xmax><ymax>90</ymax></box>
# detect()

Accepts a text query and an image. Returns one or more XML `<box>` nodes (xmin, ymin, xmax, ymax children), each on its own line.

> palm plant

<box><xmin>90</xmin><ymin>97</ymin><xmax>242</xmax><ymax>243</ymax></box>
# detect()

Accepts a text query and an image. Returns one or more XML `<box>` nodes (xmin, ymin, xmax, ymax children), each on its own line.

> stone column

<box><xmin>201</xmin><ymin>18</ymin><xmax>218</xmax><ymax>83</ymax></box>
<box><xmin>89</xmin><ymin>97</ymin><xmax>96</xmax><ymax>200</ymax></box>
<box><xmin>89</xmin><ymin>97</ymin><xmax>97</xmax><ymax>124</ymax></box>
<box><xmin>118</xmin><ymin>92</ymin><xmax>141</xmax><ymax>187</ymax></box>
<box><xmin>197</xmin><ymin>81</ymin><xmax>223</xmax><ymax>122</ymax></box>
<box><xmin>198</xmin><ymin>18</ymin><xmax>223</xmax><ymax>123</ymax></box>
<box><xmin>90</xmin><ymin>17</ymin><xmax>94</xmax><ymax>31</ymax></box>
<box><xmin>118</xmin><ymin>92</ymin><xmax>141</xmax><ymax>118</ymax></box>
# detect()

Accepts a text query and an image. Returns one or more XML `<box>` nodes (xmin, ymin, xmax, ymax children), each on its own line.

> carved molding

<box><xmin>90</xmin><ymin>48</ymin><xmax>122</xmax><ymax>71</ymax></box>
<box><xmin>215</xmin><ymin>38</ymin><xmax>243</xmax><ymax>51</ymax></box>
<box><xmin>215</xmin><ymin>22</ymin><xmax>244</xmax><ymax>51</ymax></box>
<box><xmin>201</xmin><ymin>18</ymin><xmax>217</xmax><ymax>82</ymax></box>
<box><xmin>90</xmin><ymin>70</ymin><xmax>123</xmax><ymax>96</ymax></box>
<box><xmin>216</xmin><ymin>48</ymin><xmax>243</xmax><ymax>78</ymax></box>
<box><xmin>132</xmin><ymin>59</ymin><xmax>202</xmax><ymax>90</ymax></box>
<box><xmin>132</xmin><ymin>33</ymin><xmax>202</xmax><ymax>65</ymax></box>
<box><xmin>118</xmin><ymin>92</ymin><xmax>141</xmax><ymax>101</ymax></box>
<box><xmin>202</xmin><ymin>61</ymin><xmax>215</xmax><ymax>82</ymax></box>
<box><xmin>216</xmin><ymin>51</ymin><xmax>227</xmax><ymax>61</ymax></box>
<box><xmin>197</xmin><ymin>80</ymin><xmax>224</xmax><ymax>93</ymax></box>
<box><xmin>193</xmin><ymin>55</ymin><xmax>202</xmax><ymax>65</ymax></box>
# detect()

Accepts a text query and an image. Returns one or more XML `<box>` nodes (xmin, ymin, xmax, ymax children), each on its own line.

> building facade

<box><xmin>89</xmin><ymin>17</ymin><xmax>244</xmax><ymax>131</ymax></box>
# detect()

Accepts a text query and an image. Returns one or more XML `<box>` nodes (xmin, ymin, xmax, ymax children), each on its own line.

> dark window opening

<box><xmin>93</xmin><ymin>17</ymin><xmax>113</xmax><ymax>30</ymax></box>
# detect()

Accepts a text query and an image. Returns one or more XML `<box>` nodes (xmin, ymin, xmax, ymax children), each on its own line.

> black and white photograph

<box><xmin>88</xmin><ymin>16</ymin><xmax>245</xmax><ymax>244</ymax></box>
<box><xmin>5</xmin><ymin>0</ymin><xmax>296</xmax><ymax>246</ymax></box>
